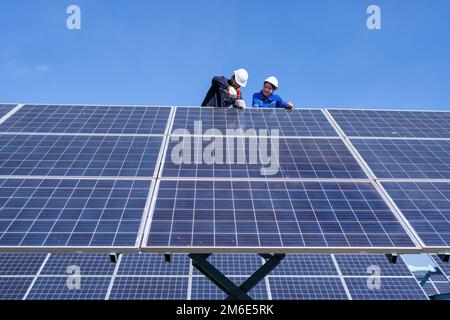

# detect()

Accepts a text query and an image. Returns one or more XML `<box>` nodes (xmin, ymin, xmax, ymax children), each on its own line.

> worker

<box><xmin>252</xmin><ymin>76</ymin><xmax>294</xmax><ymax>110</ymax></box>
<box><xmin>201</xmin><ymin>69</ymin><xmax>248</xmax><ymax>108</ymax></box>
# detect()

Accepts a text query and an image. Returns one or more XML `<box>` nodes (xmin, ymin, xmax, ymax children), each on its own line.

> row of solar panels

<box><xmin>0</xmin><ymin>104</ymin><xmax>449</xmax><ymax>254</ymax></box>
<box><xmin>1</xmin><ymin>253</ymin><xmax>448</xmax><ymax>300</ymax></box>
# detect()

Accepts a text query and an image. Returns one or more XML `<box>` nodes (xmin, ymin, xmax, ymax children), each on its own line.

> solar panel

<box><xmin>268</xmin><ymin>277</ymin><xmax>348</xmax><ymax>300</ymax></box>
<box><xmin>117</xmin><ymin>253</ymin><xmax>190</xmax><ymax>276</ymax></box>
<box><xmin>41</xmin><ymin>253</ymin><xmax>116</xmax><ymax>276</ymax></box>
<box><xmin>26</xmin><ymin>276</ymin><xmax>111</xmax><ymax>300</ymax></box>
<box><xmin>422</xmin><ymin>282</ymin><xmax>438</xmax><ymax>296</ymax></box>
<box><xmin>351</xmin><ymin>139</ymin><xmax>450</xmax><ymax>179</ymax></box>
<box><xmin>334</xmin><ymin>254</ymin><xmax>413</xmax><ymax>276</ymax></box>
<box><xmin>0</xmin><ymin>253</ymin><xmax>47</xmax><ymax>275</ymax></box>
<box><xmin>171</xmin><ymin>108</ymin><xmax>338</xmax><ymax>137</ymax></box>
<box><xmin>382</xmin><ymin>182</ymin><xmax>450</xmax><ymax>249</ymax></box>
<box><xmin>344</xmin><ymin>277</ymin><xmax>428</xmax><ymax>300</ymax></box>
<box><xmin>0</xmin><ymin>277</ymin><xmax>33</xmax><ymax>300</ymax></box>
<box><xmin>191</xmin><ymin>276</ymin><xmax>268</xmax><ymax>300</ymax></box>
<box><xmin>431</xmin><ymin>255</ymin><xmax>450</xmax><ymax>278</ymax></box>
<box><xmin>329</xmin><ymin>109</ymin><xmax>450</xmax><ymax>138</ymax></box>
<box><xmin>144</xmin><ymin>180</ymin><xmax>418</xmax><ymax>252</ymax></box>
<box><xmin>434</xmin><ymin>282</ymin><xmax>450</xmax><ymax>294</ymax></box>
<box><xmin>191</xmin><ymin>254</ymin><xmax>263</xmax><ymax>276</ymax></box>
<box><xmin>270</xmin><ymin>254</ymin><xmax>338</xmax><ymax>276</ymax></box>
<box><xmin>0</xmin><ymin>134</ymin><xmax>163</xmax><ymax>177</ymax></box>
<box><xmin>0</xmin><ymin>104</ymin><xmax>17</xmax><ymax>119</ymax></box>
<box><xmin>0</xmin><ymin>179</ymin><xmax>152</xmax><ymax>250</ymax></box>
<box><xmin>162</xmin><ymin>137</ymin><xmax>367</xmax><ymax>179</ymax></box>
<box><xmin>0</xmin><ymin>105</ymin><xmax>171</xmax><ymax>135</ymax></box>
<box><xmin>109</xmin><ymin>277</ymin><xmax>188</xmax><ymax>300</ymax></box>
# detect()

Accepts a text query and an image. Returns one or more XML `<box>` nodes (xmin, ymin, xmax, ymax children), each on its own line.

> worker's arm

<box><xmin>211</xmin><ymin>76</ymin><xmax>229</xmax><ymax>90</ymax></box>
<box><xmin>275</xmin><ymin>96</ymin><xmax>294</xmax><ymax>110</ymax></box>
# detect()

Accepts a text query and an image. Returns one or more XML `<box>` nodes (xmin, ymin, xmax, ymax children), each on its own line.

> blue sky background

<box><xmin>1</xmin><ymin>0</ymin><xmax>450</xmax><ymax>110</ymax></box>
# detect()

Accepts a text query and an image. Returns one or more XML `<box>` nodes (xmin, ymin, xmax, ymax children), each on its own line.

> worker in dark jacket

<box><xmin>201</xmin><ymin>69</ymin><xmax>248</xmax><ymax>108</ymax></box>
<box><xmin>252</xmin><ymin>76</ymin><xmax>294</xmax><ymax>110</ymax></box>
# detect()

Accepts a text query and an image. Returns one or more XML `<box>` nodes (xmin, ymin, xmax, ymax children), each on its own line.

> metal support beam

<box><xmin>109</xmin><ymin>253</ymin><xmax>120</xmax><ymax>264</ymax></box>
<box><xmin>189</xmin><ymin>253</ymin><xmax>286</xmax><ymax>301</ymax></box>
<box><xmin>386</xmin><ymin>254</ymin><xmax>398</xmax><ymax>264</ymax></box>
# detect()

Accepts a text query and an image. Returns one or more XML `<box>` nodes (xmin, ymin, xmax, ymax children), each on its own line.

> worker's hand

<box><xmin>286</xmin><ymin>102</ymin><xmax>295</xmax><ymax>110</ymax></box>
<box><xmin>227</xmin><ymin>86</ymin><xmax>237</xmax><ymax>100</ymax></box>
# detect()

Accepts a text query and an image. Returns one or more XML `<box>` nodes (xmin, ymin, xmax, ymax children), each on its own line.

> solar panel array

<box><xmin>0</xmin><ymin>253</ymin><xmax>431</xmax><ymax>300</ymax></box>
<box><xmin>0</xmin><ymin>104</ymin><xmax>173</xmax><ymax>252</ymax></box>
<box><xmin>329</xmin><ymin>108</ymin><xmax>450</xmax><ymax>253</ymax></box>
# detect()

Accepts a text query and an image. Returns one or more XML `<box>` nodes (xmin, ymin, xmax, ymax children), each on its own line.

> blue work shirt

<box><xmin>252</xmin><ymin>91</ymin><xmax>289</xmax><ymax>109</ymax></box>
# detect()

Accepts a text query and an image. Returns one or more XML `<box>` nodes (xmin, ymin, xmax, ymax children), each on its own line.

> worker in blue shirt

<box><xmin>252</xmin><ymin>76</ymin><xmax>294</xmax><ymax>109</ymax></box>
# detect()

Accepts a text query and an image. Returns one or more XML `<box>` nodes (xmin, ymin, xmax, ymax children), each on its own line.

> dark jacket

<box><xmin>201</xmin><ymin>76</ymin><xmax>242</xmax><ymax>107</ymax></box>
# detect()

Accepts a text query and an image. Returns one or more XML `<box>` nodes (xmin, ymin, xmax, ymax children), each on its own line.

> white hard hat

<box><xmin>233</xmin><ymin>69</ymin><xmax>249</xmax><ymax>87</ymax></box>
<box><xmin>264</xmin><ymin>76</ymin><xmax>279</xmax><ymax>90</ymax></box>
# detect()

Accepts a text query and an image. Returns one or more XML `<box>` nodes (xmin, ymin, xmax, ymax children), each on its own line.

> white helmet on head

<box><xmin>233</xmin><ymin>68</ymin><xmax>249</xmax><ymax>87</ymax></box>
<box><xmin>264</xmin><ymin>76</ymin><xmax>279</xmax><ymax>90</ymax></box>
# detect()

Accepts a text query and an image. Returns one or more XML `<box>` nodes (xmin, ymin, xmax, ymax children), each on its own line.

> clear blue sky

<box><xmin>1</xmin><ymin>0</ymin><xmax>450</xmax><ymax>110</ymax></box>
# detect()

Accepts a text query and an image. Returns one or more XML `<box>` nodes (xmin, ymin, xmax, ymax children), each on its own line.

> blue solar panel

<box><xmin>41</xmin><ymin>254</ymin><xmax>116</xmax><ymax>276</ymax></box>
<box><xmin>145</xmin><ymin>180</ymin><xmax>417</xmax><ymax>251</ymax></box>
<box><xmin>269</xmin><ymin>277</ymin><xmax>348</xmax><ymax>300</ymax></box>
<box><xmin>0</xmin><ymin>135</ymin><xmax>163</xmax><ymax>177</ymax></box>
<box><xmin>351</xmin><ymin>139</ymin><xmax>450</xmax><ymax>179</ymax></box>
<box><xmin>0</xmin><ymin>277</ymin><xmax>33</xmax><ymax>300</ymax></box>
<box><xmin>26</xmin><ymin>276</ymin><xmax>110</xmax><ymax>300</ymax></box>
<box><xmin>109</xmin><ymin>277</ymin><xmax>188</xmax><ymax>300</ymax></box>
<box><xmin>162</xmin><ymin>138</ymin><xmax>367</xmax><ymax>179</ymax></box>
<box><xmin>0</xmin><ymin>105</ymin><xmax>171</xmax><ymax>135</ymax></box>
<box><xmin>0</xmin><ymin>253</ymin><xmax>47</xmax><ymax>275</ymax></box>
<box><xmin>191</xmin><ymin>254</ymin><xmax>263</xmax><ymax>276</ymax></box>
<box><xmin>434</xmin><ymin>282</ymin><xmax>450</xmax><ymax>294</ymax></box>
<box><xmin>191</xmin><ymin>276</ymin><xmax>268</xmax><ymax>300</ymax></box>
<box><xmin>0</xmin><ymin>179</ymin><xmax>152</xmax><ymax>249</ymax></box>
<box><xmin>344</xmin><ymin>277</ymin><xmax>428</xmax><ymax>300</ymax></box>
<box><xmin>422</xmin><ymin>282</ymin><xmax>438</xmax><ymax>296</ymax></box>
<box><xmin>117</xmin><ymin>254</ymin><xmax>190</xmax><ymax>276</ymax></box>
<box><xmin>270</xmin><ymin>254</ymin><xmax>338</xmax><ymax>276</ymax></box>
<box><xmin>382</xmin><ymin>182</ymin><xmax>450</xmax><ymax>248</ymax></box>
<box><xmin>329</xmin><ymin>109</ymin><xmax>450</xmax><ymax>138</ymax></box>
<box><xmin>0</xmin><ymin>104</ymin><xmax>16</xmax><ymax>118</ymax></box>
<box><xmin>335</xmin><ymin>254</ymin><xmax>413</xmax><ymax>276</ymax></box>
<box><xmin>431</xmin><ymin>255</ymin><xmax>450</xmax><ymax>278</ymax></box>
<box><xmin>171</xmin><ymin>108</ymin><xmax>338</xmax><ymax>137</ymax></box>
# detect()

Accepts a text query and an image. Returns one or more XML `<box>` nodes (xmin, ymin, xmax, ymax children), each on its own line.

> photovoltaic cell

<box><xmin>41</xmin><ymin>254</ymin><xmax>116</xmax><ymax>276</ymax></box>
<box><xmin>382</xmin><ymin>182</ymin><xmax>450</xmax><ymax>248</ymax></box>
<box><xmin>0</xmin><ymin>253</ymin><xmax>47</xmax><ymax>275</ymax></box>
<box><xmin>26</xmin><ymin>276</ymin><xmax>110</xmax><ymax>300</ymax></box>
<box><xmin>171</xmin><ymin>108</ymin><xmax>338</xmax><ymax>137</ymax></box>
<box><xmin>145</xmin><ymin>180</ymin><xmax>417</xmax><ymax>251</ymax></box>
<box><xmin>0</xmin><ymin>277</ymin><xmax>33</xmax><ymax>300</ymax></box>
<box><xmin>0</xmin><ymin>135</ymin><xmax>163</xmax><ymax>177</ymax></box>
<box><xmin>344</xmin><ymin>277</ymin><xmax>428</xmax><ymax>300</ymax></box>
<box><xmin>269</xmin><ymin>277</ymin><xmax>347</xmax><ymax>300</ymax></box>
<box><xmin>0</xmin><ymin>179</ymin><xmax>152</xmax><ymax>248</ymax></box>
<box><xmin>334</xmin><ymin>254</ymin><xmax>413</xmax><ymax>276</ymax></box>
<box><xmin>434</xmin><ymin>282</ymin><xmax>450</xmax><ymax>295</ymax></box>
<box><xmin>270</xmin><ymin>254</ymin><xmax>338</xmax><ymax>276</ymax></box>
<box><xmin>191</xmin><ymin>276</ymin><xmax>268</xmax><ymax>300</ymax></box>
<box><xmin>163</xmin><ymin>138</ymin><xmax>367</xmax><ymax>179</ymax></box>
<box><xmin>109</xmin><ymin>277</ymin><xmax>188</xmax><ymax>300</ymax></box>
<box><xmin>0</xmin><ymin>105</ymin><xmax>171</xmax><ymax>135</ymax></box>
<box><xmin>0</xmin><ymin>104</ymin><xmax>16</xmax><ymax>118</ymax></box>
<box><xmin>422</xmin><ymin>282</ymin><xmax>438</xmax><ymax>296</ymax></box>
<box><xmin>351</xmin><ymin>139</ymin><xmax>450</xmax><ymax>179</ymax></box>
<box><xmin>329</xmin><ymin>109</ymin><xmax>450</xmax><ymax>138</ymax></box>
<box><xmin>117</xmin><ymin>253</ymin><xmax>190</xmax><ymax>276</ymax></box>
